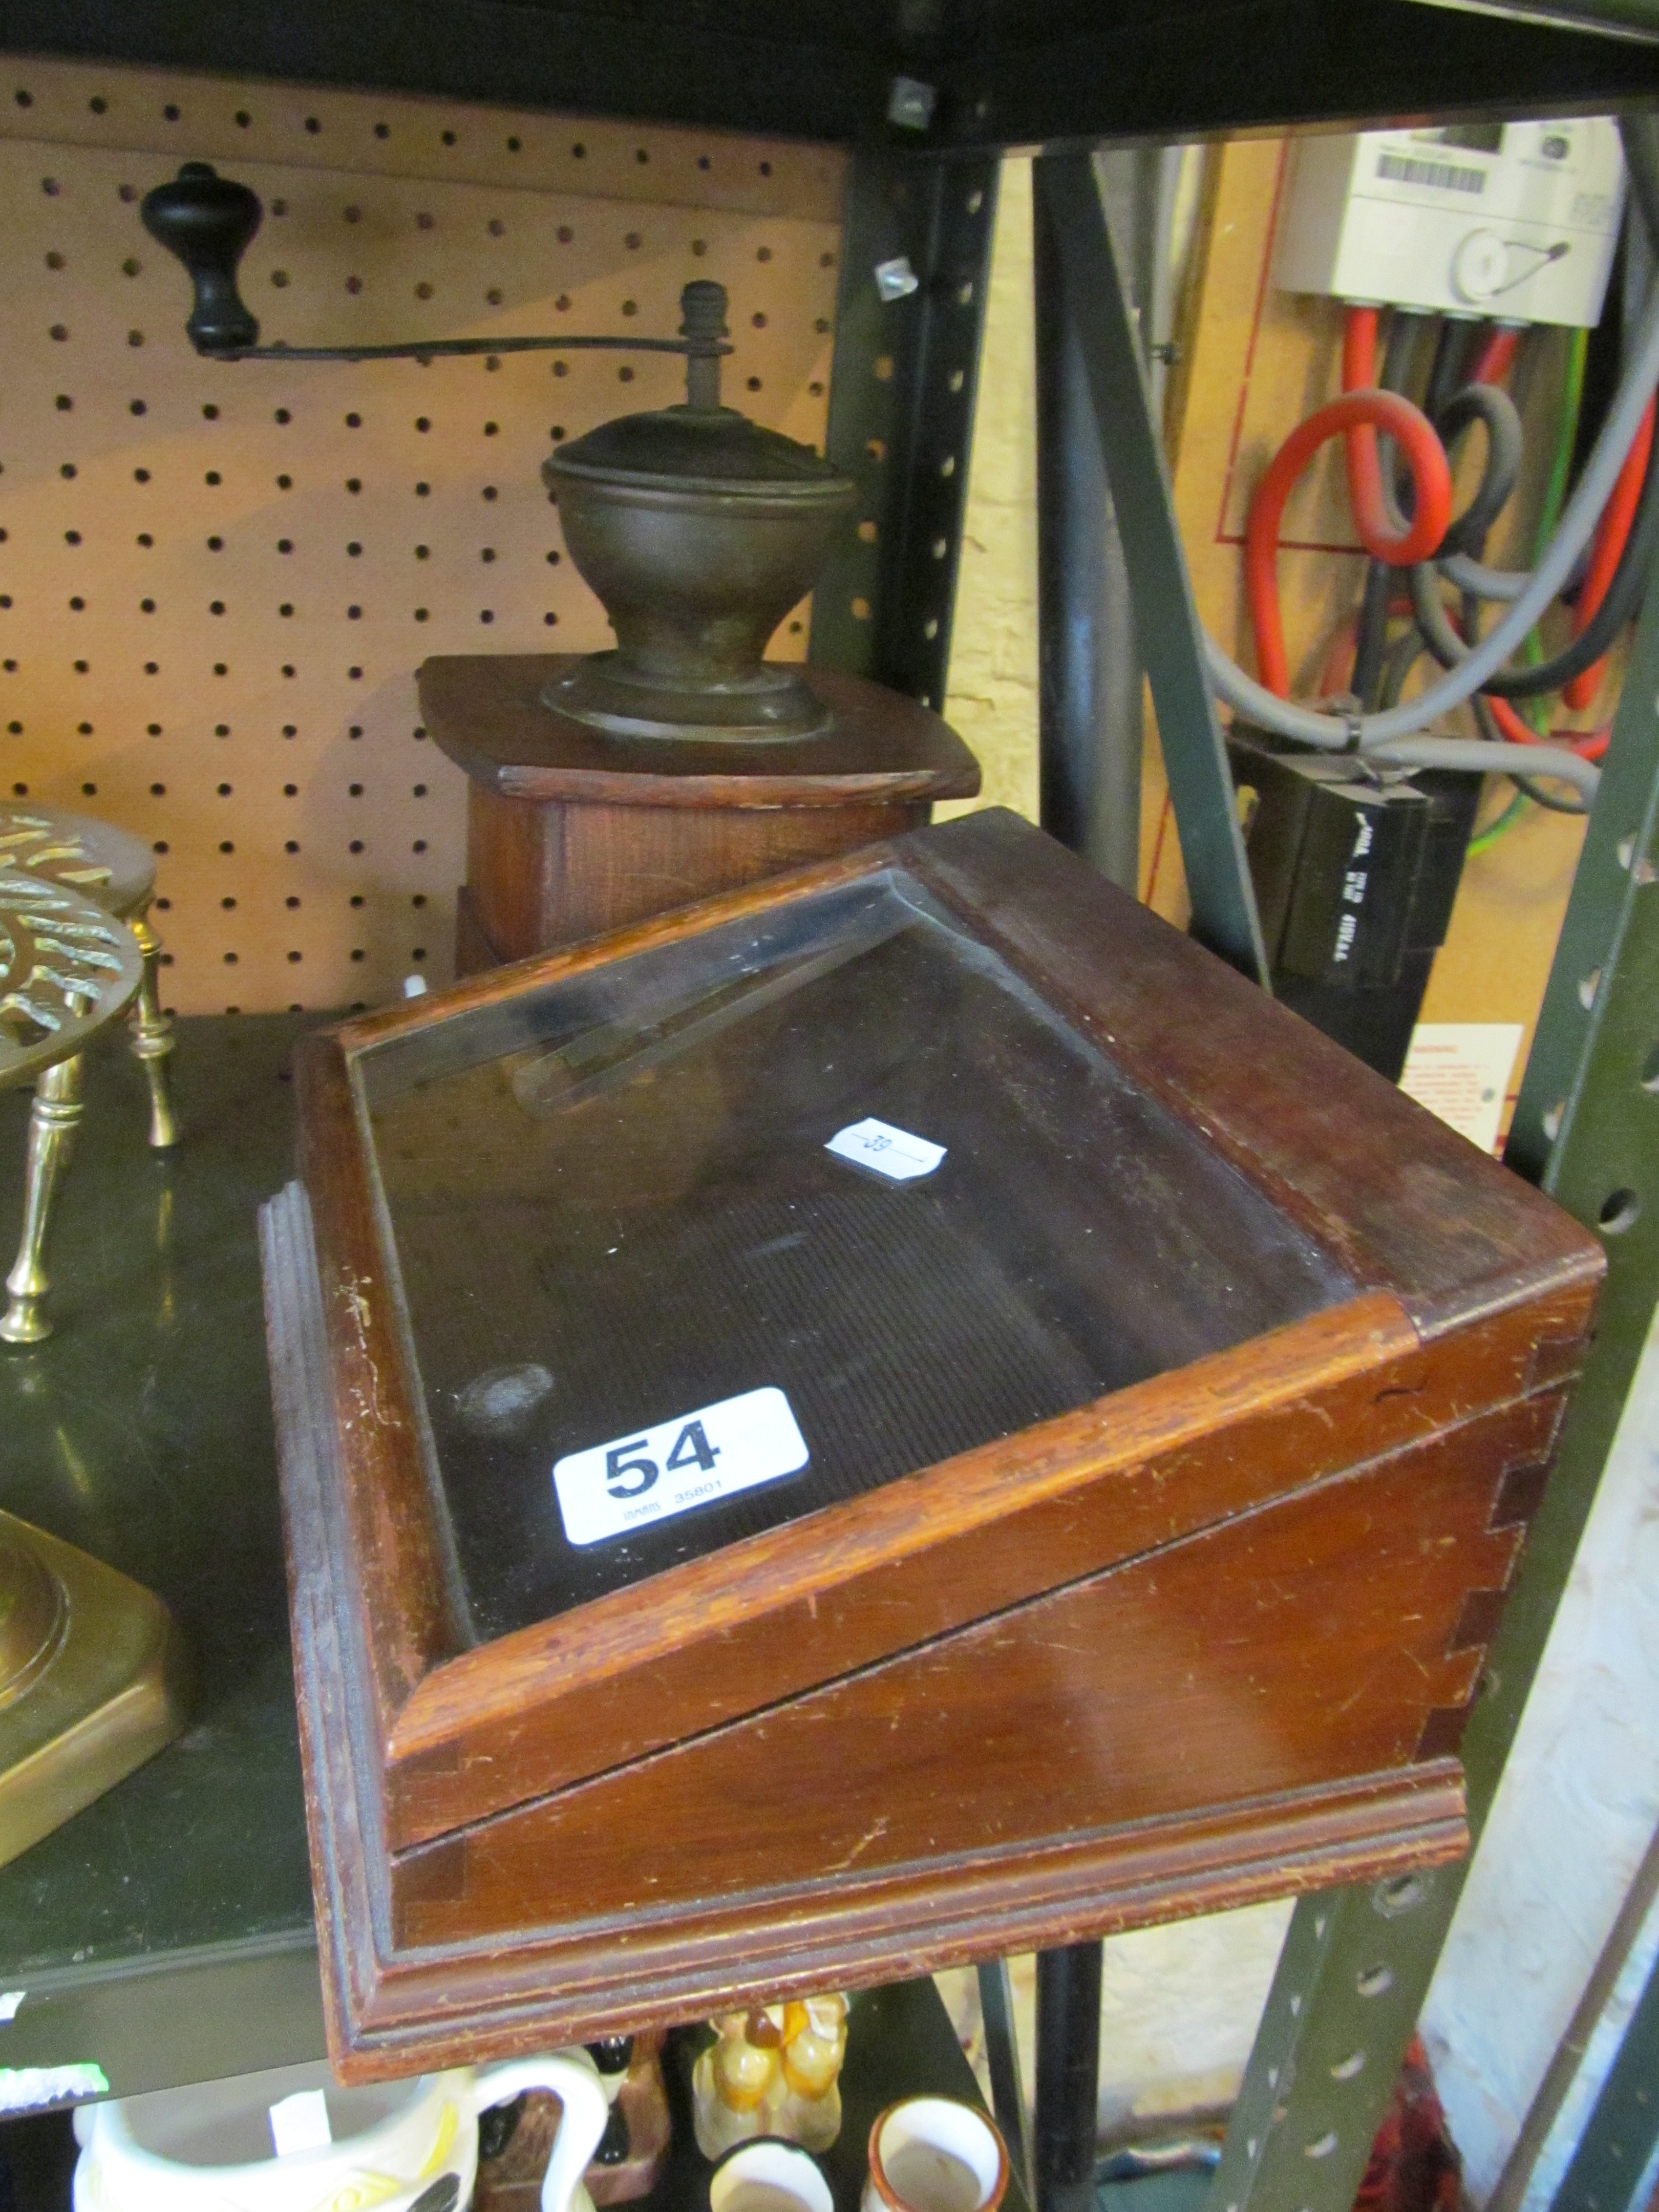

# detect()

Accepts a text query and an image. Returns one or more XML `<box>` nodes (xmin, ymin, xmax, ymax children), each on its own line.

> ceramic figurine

<box><xmin>692</xmin><ymin>1997</ymin><xmax>849</xmax><ymax>2159</ymax></box>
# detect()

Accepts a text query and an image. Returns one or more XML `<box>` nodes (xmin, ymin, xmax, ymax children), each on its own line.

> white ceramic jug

<box><xmin>72</xmin><ymin>2049</ymin><xmax>608</xmax><ymax>2212</ymax></box>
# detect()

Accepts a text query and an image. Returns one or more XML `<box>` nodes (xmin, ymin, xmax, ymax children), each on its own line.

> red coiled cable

<box><xmin>1337</xmin><ymin>307</ymin><xmax>1454</xmax><ymax>566</ymax></box>
<box><xmin>1247</xmin><ymin>388</ymin><xmax>1452</xmax><ymax>696</ymax></box>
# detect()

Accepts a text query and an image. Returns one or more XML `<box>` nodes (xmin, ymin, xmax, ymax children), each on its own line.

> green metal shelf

<box><xmin>0</xmin><ymin>1017</ymin><xmax>326</xmax><ymax>2100</ymax></box>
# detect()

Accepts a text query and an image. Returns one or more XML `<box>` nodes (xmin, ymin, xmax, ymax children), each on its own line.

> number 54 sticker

<box><xmin>552</xmin><ymin>1386</ymin><xmax>810</xmax><ymax>1547</ymax></box>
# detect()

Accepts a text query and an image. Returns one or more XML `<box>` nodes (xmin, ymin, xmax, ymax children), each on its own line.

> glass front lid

<box><xmin>357</xmin><ymin>871</ymin><xmax>1352</xmax><ymax>1644</ymax></box>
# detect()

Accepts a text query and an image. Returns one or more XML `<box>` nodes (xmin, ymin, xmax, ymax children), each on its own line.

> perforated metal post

<box><xmin>811</xmin><ymin>146</ymin><xmax>998</xmax><ymax>710</ymax></box>
<box><xmin>1204</xmin><ymin>571</ymin><xmax>1659</xmax><ymax>2212</ymax></box>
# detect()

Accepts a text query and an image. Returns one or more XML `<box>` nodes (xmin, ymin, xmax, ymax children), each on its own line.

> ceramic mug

<box><xmin>72</xmin><ymin>2049</ymin><xmax>609</xmax><ymax>2212</ymax></box>
<box><xmin>710</xmin><ymin>2136</ymin><xmax>836</xmax><ymax>2212</ymax></box>
<box><xmin>863</xmin><ymin>2098</ymin><xmax>1009</xmax><ymax>2212</ymax></box>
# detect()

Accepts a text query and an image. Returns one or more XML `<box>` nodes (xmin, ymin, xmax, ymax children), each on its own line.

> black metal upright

<box><xmin>1033</xmin><ymin>173</ymin><xmax>1142</xmax><ymax>892</ymax></box>
<box><xmin>1034</xmin><ymin>1942</ymin><xmax>1105</xmax><ymax>2212</ymax></box>
<box><xmin>812</xmin><ymin>147</ymin><xmax>999</xmax><ymax>712</ymax></box>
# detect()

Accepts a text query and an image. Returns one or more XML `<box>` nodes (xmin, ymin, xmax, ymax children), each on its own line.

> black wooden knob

<box><xmin>140</xmin><ymin>162</ymin><xmax>263</xmax><ymax>354</ymax></box>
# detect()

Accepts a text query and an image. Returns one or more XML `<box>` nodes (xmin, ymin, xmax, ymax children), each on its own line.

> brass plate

<box><xmin>0</xmin><ymin>1510</ymin><xmax>185</xmax><ymax>1871</ymax></box>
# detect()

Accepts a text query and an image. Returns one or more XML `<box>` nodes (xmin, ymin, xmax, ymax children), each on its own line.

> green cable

<box><xmin>1466</xmin><ymin>788</ymin><xmax>1528</xmax><ymax>854</ymax></box>
<box><xmin>1471</xmin><ymin>326</ymin><xmax>1590</xmax><ymax>853</ymax></box>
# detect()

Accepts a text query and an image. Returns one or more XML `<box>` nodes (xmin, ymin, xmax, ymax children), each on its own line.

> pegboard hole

<box><xmin>851</xmin><ymin>597</ymin><xmax>871</xmax><ymax>622</ymax></box>
<box><xmin>1355</xmin><ymin>1965</ymin><xmax>1394</xmax><ymax>1999</ymax></box>
<box><xmin>857</xmin><ymin>520</ymin><xmax>878</xmax><ymax>544</ymax></box>
<box><xmin>1304</xmin><ymin>2136</ymin><xmax>1338</xmax><ymax>2163</ymax></box>
<box><xmin>1330</xmin><ymin>2052</ymin><xmax>1367</xmax><ymax>2082</ymax></box>
<box><xmin>1599</xmin><ymin>1189</ymin><xmax>1641</xmax><ymax>1236</ymax></box>
<box><xmin>966</xmin><ymin>189</ymin><xmax>984</xmax><ymax>214</ymax></box>
<box><xmin>874</xmin><ymin>355</ymin><xmax>894</xmax><ymax>382</ymax></box>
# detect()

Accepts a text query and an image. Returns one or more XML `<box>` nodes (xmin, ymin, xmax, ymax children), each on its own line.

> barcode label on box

<box><xmin>554</xmin><ymin>1387</ymin><xmax>809</xmax><ymax>1547</ymax></box>
<box><xmin>1377</xmin><ymin>153</ymin><xmax>1486</xmax><ymax>194</ymax></box>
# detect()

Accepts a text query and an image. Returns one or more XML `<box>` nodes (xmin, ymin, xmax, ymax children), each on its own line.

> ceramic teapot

<box><xmin>72</xmin><ymin>2049</ymin><xmax>608</xmax><ymax>2212</ymax></box>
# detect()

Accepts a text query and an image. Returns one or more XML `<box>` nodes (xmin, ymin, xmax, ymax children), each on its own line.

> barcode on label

<box><xmin>1377</xmin><ymin>153</ymin><xmax>1486</xmax><ymax>194</ymax></box>
<box><xmin>553</xmin><ymin>1386</ymin><xmax>809</xmax><ymax>1547</ymax></box>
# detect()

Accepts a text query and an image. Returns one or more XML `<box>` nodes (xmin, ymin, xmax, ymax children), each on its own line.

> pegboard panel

<box><xmin>0</xmin><ymin>55</ymin><xmax>845</xmax><ymax>1014</ymax></box>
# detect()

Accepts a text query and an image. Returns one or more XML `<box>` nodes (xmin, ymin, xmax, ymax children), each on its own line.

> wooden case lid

<box><xmin>285</xmin><ymin>809</ymin><xmax>1600</xmax><ymax>1840</ymax></box>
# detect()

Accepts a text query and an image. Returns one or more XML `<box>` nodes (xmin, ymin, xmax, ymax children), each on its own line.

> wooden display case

<box><xmin>261</xmin><ymin>807</ymin><xmax>1602</xmax><ymax>2077</ymax></box>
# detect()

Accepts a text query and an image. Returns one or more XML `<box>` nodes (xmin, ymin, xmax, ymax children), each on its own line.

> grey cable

<box><xmin>1440</xmin><ymin>114</ymin><xmax>1659</xmax><ymax>608</ymax></box>
<box><xmin>1362</xmin><ymin>737</ymin><xmax>1601</xmax><ymax>803</ymax></box>
<box><xmin>1204</xmin><ymin>242</ymin><xmax>1656</xmax><ymax>763</ymax></box>
<box><xmin>1205</xmin><ymin>108</ymin><xmax>1659</xmax><ymax>766</ymax></box>
<box><xmin>1438</xmin><ymin>549</ymin><xmax>1527</xmax><ymax>601</ymax></box>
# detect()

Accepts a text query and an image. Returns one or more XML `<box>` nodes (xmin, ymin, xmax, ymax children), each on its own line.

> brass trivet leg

<box><xmin>128</xmin><ymin>909</ymin><xmax>178</xmax><ymax>1151</ymax></box>
<box><xmin>2</xmin><ymin>1053</ymin><xmax>86</xmax><ymax>1345</ymax></box>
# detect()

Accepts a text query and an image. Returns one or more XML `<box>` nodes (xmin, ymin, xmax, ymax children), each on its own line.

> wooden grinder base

<box><xmin>418</xmin><ymin>655</ymin><xmax>982</xmax><ymax>968</ymax></box>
